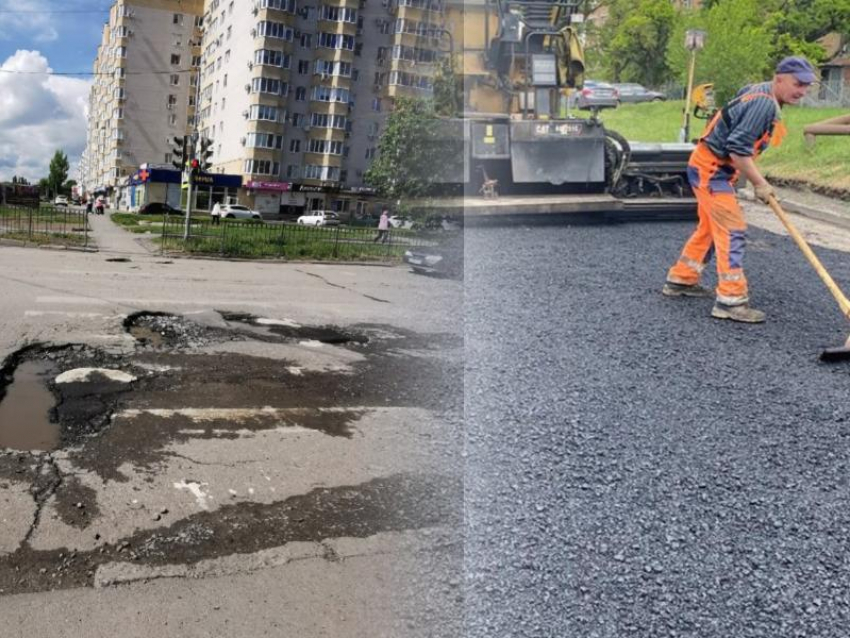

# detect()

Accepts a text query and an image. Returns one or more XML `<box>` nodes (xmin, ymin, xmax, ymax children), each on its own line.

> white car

<box><xmin>53</xmin><ymin>196</ymin><xmax>69</xmax><ymax>207</ymax></box>
<box><xmin>296</xmin><ymin>211</ymin><xmax>340</xmax><ymax>226</ymax></box>
<box><xmin>221</xmin><ymin>204</ymin><xmax>262</xmax><ymax>220</ymax></box>
<box><xmin>388</xmin><ymin>215</ymin><xmax>414</xmax><ymax>229</ymax></box>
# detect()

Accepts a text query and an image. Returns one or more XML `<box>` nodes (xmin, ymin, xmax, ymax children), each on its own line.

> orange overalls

<box><xmin>667</xmin><ymin>92</ymin><xmax>786</xmax><ymax>305</ymax></box>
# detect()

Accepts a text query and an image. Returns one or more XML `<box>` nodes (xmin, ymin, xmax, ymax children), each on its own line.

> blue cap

<box><xmin>775</xmin><ymin>56</ymin><xmax>817</xmax><ymax>84</ymax></box>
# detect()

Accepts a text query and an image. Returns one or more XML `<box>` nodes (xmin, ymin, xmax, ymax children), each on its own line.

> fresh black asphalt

<box><xmin>465</xmin><ymin>220</ymin><xmax>850</xmax><ymax>637</ymax></box>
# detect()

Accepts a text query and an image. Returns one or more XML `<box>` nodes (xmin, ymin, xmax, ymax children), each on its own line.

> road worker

<box><xmin>663</xmin><ymin>56</ymin><xmax>816</xmax><ymax>323</ymax></box>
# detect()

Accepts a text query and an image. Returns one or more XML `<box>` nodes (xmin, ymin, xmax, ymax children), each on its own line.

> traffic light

<box><xmin>189</xmin><ymin>158</ymin><xmax>200</xmax><ymax>179</ymax></box>
<box><xmin>171</xmin><ymin>136</ymin><xmax>188</xmax><ymax>171</ymax></box>
<box><xmin>197</xmin><ymin>137</ymin><xmax>214</xmax><ymax>172</ymax></box>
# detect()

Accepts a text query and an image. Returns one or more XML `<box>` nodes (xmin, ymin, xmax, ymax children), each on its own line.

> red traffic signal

<box><xmin>190</xmin><ymin>159</ymin><xmax>199</xmax><ymax>169</ymax></box>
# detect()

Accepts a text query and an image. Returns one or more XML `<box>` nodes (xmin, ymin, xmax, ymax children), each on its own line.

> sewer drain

<box><xmin>0</xmin><ymin>360</ymin><xmax>59</xmax><ymax>451</ymax></box>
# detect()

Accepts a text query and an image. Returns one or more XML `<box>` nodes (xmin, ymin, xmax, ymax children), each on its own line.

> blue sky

<box><xmin>0</xmin><ymin>1</ymin><xmax>111</xmax><ymax>182</ymax></box>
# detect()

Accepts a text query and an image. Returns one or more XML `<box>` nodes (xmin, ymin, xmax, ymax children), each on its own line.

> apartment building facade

<box><xmin>80</xmin><ymin>0</ymin><xmax>204</xmax><ymax>202</ymax></box>
<box><xmin>197</xmin><ymin>0</ymin><xmax>446</xmax><ymax>216</ymax></box>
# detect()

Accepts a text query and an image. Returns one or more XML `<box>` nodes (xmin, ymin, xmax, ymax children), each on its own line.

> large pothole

<box><xmin>0</xmin><ymin>358</ymin><xmax>59</xmax><ymax>452</ymax></box>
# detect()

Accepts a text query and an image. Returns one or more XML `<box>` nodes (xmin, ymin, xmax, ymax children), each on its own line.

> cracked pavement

<box><xmin>0</xmin><ymin>240</ymin><xmax>461</xmax><ymax>637</ymax></box>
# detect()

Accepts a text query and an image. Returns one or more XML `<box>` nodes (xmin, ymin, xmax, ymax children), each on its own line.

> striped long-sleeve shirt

<box><xmin>702</xmin><ymin>82</ymin><xmax>781</xmax><ymax>159</ymax></box>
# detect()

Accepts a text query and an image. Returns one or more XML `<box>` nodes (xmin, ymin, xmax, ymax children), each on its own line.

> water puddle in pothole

<box><xmin>0</xmin><ymin>360</ymin><xmax>59</xmax><ymax>451</ymax></box>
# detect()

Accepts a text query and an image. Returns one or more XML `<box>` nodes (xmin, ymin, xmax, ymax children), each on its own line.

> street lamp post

<box><xmin>679</xmin><ymin>29</ymin><xmax>707</xmax><ymax>143</ymax></box>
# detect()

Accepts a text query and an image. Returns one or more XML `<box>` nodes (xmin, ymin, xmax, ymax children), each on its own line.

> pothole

<box><xmin>220</xmin><ymin>312</ymin><xmax>369</xmax><ymax>345</ymax></box>
<box><xmin>124</xmin><ymin>312</ymin><xmax>213</xmax><ymax>349</ymax></box>
<box><xmin>0</xmin><ymin>359</ymin><xmax>60</xmax><ymax>452</ymax></box>
<box><xmin>105</xmin><ymin>258</ymin><xmax>131</xmax><ymax>263</ymax></box>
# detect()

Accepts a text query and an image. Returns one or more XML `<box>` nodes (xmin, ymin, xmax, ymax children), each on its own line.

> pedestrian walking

<box><xmin>374</xmin><ymin>207</ymin><xmax>390</xmax><ymax>244</ymax></box>
<box><xmin>95</xmin><ymin>196</ymin><xmax>105</xmax><ymax>215</ymax></box>
<box><xmin>211</xmin><ymin>201</ymin><xmax>222</xmax><ymax>226</ymax></box>
<box><xmin>662</xmin><ymin>56</ymin><xmax>816</xmax><ymax>323</ymax></box>
<box><xmin>85</xmin><ymin>199</ymin><xmax>93</xmax><ymax>215</ymax></box>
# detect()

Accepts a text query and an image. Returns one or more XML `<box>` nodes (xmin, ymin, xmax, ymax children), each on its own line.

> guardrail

<box><xmin>159</xmin><ymin>216</ymin><xmax>438</xmax><ymax>261</ymax></box>
<box><xmin>0</xmin><ymin>205</ymin><xmax>90</xmax><ymax>248</ymax></box>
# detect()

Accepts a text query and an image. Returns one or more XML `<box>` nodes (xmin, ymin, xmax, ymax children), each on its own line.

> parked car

<box><xmin>575</xmin><ymin>80</ymin><xmax>620</xmax><ymax>110</ymax></box>
<box><xmin>296</xmin><ymin>211</ymin><xmax>340</xmax><ymax>226</ymax></box>
<box><xmin>612</xmin><ymin>83</ymin><xmax>666</xmax><ymax>103</ymax></box>
<box><xmin>53</xmin><ymin>195</ymin><xmax>68</xmax><ymax>207</ymax></box>
<box><xmin>221</xmin><ymin>204</ymin><xmax>262</xmax><ymax>220</ymax></box>
<box><xmin>388</xmin><ymin>215</ymin><xmax>414</xmax><ymax>229</ymax></box>
<box><xmin>403</xmin><ymin>234</ymin><xmax>464</xmax><ymax>279</ymax></box>
<box><xmin>138</xmin><ymin>202</ymin><xmax>181</xmax><ymax>215</ymax></box>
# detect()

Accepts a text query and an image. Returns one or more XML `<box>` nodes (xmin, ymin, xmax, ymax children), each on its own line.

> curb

<box><xmin>0</xmin><ymin>238</ymin><xmax>98</xmax><ymax>252</ymax></box>
<box><xmin>740</xmin><ymin>188</ymin><xmax>850</xmax><ymax>232</ymax></box>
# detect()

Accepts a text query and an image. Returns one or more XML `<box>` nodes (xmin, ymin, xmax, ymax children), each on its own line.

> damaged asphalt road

<box><xmin>0</xmin><ymin>310</ymin><xmax>461</xmax><ymax>597</ymax></box>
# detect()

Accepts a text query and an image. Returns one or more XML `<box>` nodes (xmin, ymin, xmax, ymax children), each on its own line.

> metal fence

<box><xmin>801</xmin><ymin>80</ymin><xmax>850</xmax><ymax>108</ymax></box>
<box><xmin>0</xmin><ymin>205</ymin><xmax>90</xmax><ymax>248</ymax></box>
<box><xmin>159</xmin><ymin>216</ymin><xmax>438</xmax><ymax>261</ymax></box>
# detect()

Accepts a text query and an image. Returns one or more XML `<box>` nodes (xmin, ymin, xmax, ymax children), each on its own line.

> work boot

<box><xmin>662</xmin><ymin>281</ymin><xmax>713</xmax><ymax>298</ymax></box>
<box><xmin>711</xmin><ymin>302</ymin><xmax>766</xmax><ymax>323</ymax></box>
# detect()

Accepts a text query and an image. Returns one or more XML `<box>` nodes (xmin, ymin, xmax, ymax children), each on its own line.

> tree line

<box><xmin>586</xmin><ymin>0</ymin><xmax>849</xmax><ymax>103</ymax></box>
<box><xmin>4</xmin><ymin>150</ymin><xmax>76</xmax><ymax>199</ymax></box>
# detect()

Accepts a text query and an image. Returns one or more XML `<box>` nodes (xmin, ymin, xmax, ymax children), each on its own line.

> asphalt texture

<box><xmin>465</xmin><ymin>220</ymin><xmax>850</xmax><ymax>638</ymax></box>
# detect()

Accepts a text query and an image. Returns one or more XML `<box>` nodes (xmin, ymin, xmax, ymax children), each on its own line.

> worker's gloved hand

<box><xmin>754</xmin><ymin>183</ymin><xmax>776</xmax><ymax>204</ymax></box>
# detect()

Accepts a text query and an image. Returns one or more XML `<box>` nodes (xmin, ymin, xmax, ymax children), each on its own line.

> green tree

<box><xmin>598</xmin><ymin>0</ymin><xmax>677</xmax><ymax>86</ymax></box>
<box><xmin>48</xmin><ymin>150</ymin><xmax>69</xmax><ymax>198</ymax></box>
<box><xmin>432</xmin><ymin>55</ymin><xmax>461</xmax><ymax>117</ymax></box>
<box><xmin>364</xmin><ymin>97</ymin><xmax>446</xmax><ymax>203</ymax></box>
<box><xmin>667</xmin><ymin>0</ymin><xmax>772</xmax><ymax>105</ymax></box>
<box><xmin>762</xmin><ymin>0</ymin><xmax>850</xmax><ymax>64</ymax></box>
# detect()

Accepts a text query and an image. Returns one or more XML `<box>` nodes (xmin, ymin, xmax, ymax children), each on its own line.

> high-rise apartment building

<box><xmin>81</xmin><ymin>0</ymin><xmax>204</xmax><ymax>201</ymax></box>
<box><xmin>197</xmin><ymin>0</ymin><xmax>445</xmax><ymax>216</ymax></box>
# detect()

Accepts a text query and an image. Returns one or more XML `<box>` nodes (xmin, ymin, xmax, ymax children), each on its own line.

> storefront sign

<box><xmin>246</xmin><ymin>181</ymin><xmax>292</xmax><ymax>192</ymax></box>
<box><xmin>291</xmin><ymin>183</ymin><xmax>340</xmax><ymax>194</ymax></box>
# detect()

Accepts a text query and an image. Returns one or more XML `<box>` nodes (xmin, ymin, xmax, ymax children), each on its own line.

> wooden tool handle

<box><xmin>766</xmin><ymin>195</ymin><xmax>850</xmax><ymax>318</ymax></box>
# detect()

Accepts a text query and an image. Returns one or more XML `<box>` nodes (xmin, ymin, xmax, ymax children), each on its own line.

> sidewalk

<box><xmin>86</xmin><ymin>210</ymin><xmax>158</xmax><ymax>257</ymax></box>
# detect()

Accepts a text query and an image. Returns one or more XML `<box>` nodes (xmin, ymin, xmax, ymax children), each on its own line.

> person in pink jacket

<box><xmin>374</xmin><ymin>207</ymin><xmax>390</xmax><ymax>244</ymax></box>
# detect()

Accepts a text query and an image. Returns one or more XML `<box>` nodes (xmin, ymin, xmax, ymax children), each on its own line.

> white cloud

<box><xmin>0</xmin><ymin>50</ymin><xmax>91</xmax><ymax>183</ymax></box>
<box><xmin>0</xmin><ymin>0</ymin><xmax>58</xmax><ymax>43</ymax></box>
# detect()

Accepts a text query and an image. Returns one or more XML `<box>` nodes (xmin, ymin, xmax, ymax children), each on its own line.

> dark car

<box><xmin>403</xmin><ymin>234</ymin><xmax>463</xmax><ymax>279</ymax></box>
<box><xmin>138</xmin><ymin>202</ymin><xmax>181</xmax><ymax>215</ymax></box>
<box><xmin>612</xmin><ymin>83</ymin><xmax>666</xmax><ymax>103</ymax></box>
<box><xmin>575</xmin><ymin>80</ymin><xmax>619</xmax><ymax>110</ymax></box>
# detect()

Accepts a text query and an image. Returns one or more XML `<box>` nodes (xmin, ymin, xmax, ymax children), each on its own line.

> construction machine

<box><xmin>432</xmin><ymin>0</ymin><xmax>696</xmax><ymax>220</ymax></box>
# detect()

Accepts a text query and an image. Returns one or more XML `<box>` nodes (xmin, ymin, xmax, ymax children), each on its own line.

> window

<box><xmin>165</xmin><ymin>153</ymin><xmax>173</xmax><ymax>164</ymax></box>
<box><xmin>289</xmin><ymin>139</ymin><xmax>301</xmax><ymax>152</ymax></box>
<box><xmin>303</xmin><ymin>165</ymin><xmax>341</xmax><ymax>181</ymax></box>
<box><xmin>117</xmin><ymin>46</ymin><xmax>127</xmax><ymax>58</ymax></box>
<box><xmin>286</xmin><ymin>164</ymin><xmax>300</xmax><ymax>178</ymax></box>
<box><xmin>300</xmin><ymin>33</ymin><xmax>312</xmax><ymax>48</ymax></box>
<box><xmin>319</xmin><ymin>5</ymin><xmax>357</xmax><ymax>23</ymax></box>
<box><xmin>259</xmin><ymin>0</ymin><xmax>296</xmax><ymax>12</ymax></box>
<box><xmin>371</xmin><ymin>98</ymin><xmax>382</xmax><ymax>112</ymax></box>
<box><xmin>295</xmin><ymin>86</ymin><xmax>306</xmax><ymax>101</ymax></box>
<box><xmin>171</xmin><ymin>54</ymin><xmax>181</xmax><ymax>65</ymax></box>
<box><xmin>298</xmin><ymin>60</ymin><xmax>309</xmax><ymax>75</ymax></box>
<box><xmin>173</xmin><ymin>13</ymin><xmax>184</xmax><ymax>25</ymax></box>
<box><xmin>170</xmin><ymin>74</ymin><xmax>180</xmax><ymax>85</ymax></box>
<box><xmin>257</xmin><ymin>21</ymin><xmax>294</xmax><ymax>40</ymax></box>
<box><xmin>310</xmin><ymin>113</ymin><xmax>348</xmax><ymax>129</ymax></box>
<box><xmin>365</xmin><ymin>147</ymin><xmax>376</xmax><ymax>160</ymax></box>
<box><xmin>251</xmin><ymin>77</ymin><xmax>286</xmax><ymax>95</ymax></box>
<box><xmin>223</xmin><ymin>74</ymin><xmax>227</xmax><ymax>87</ymax></box>
<box><xmin>314</xmin><ymin>60</ymin><xmax>352</xmax><ymax>78</ymax></box>
<box><xmin>247</xmin><ymin>132</ymin><xmax>284</xmax><ymax>149</ymax></box>
<box><xmin>227</xmin><ymin>26</ymin><xmax>232</xmax><ymax>40</ymax></box>
<box><xmin>311</xmin><ymin>85</ymin><xmax>350</xmax><ymax>103</ymax></box>
<box><xmin>318</xmin><ymin>32</ymin><xmax>355</xmax><ymax>51</ymax></box>
<box><xmin>224</xmin><ymin>50</ymin><xmax>230</xmax><ymax>63</ymax></box>
<box><xmin>244</xmin><ymin>159</ymin><xmax>280</xmax><ymax>175</ymax></box>
<box><xmin>255</xmin><ymin>49</ymin><xmax>287</xmax><ymax>67</ymax></box>
<box><xmin>167</xmin><ymin>94</ymin><xmax>178</xmax><ymax>108</ymax></box>
<box><xmin>249</xmin><ymin>104</ymin><xmax>280</xmax><ymax>121</ymax></box>
<box><xmin>169</xmin><ymin>113</ymin><xmax>178</xmax><ymax>126</ymax></box>
<box><xmin>291</xmin><ymin>113</ymin><xmax>304</xmax><ymax>126</ymax></box>
<box><xmin>308</xmin><ymin>139</ymin><xmax>343</xmax><ymax>155</ymax></box>
<box><xmin>114</xmin><ymin>107</ymin><xmax>124</xmax><ymax>119</ymax></box>
<box><xmin>195</xmin><ymin>15</ymin><xmax>204</xmax><ymax>28</ymax></box>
